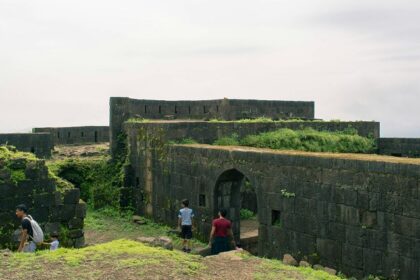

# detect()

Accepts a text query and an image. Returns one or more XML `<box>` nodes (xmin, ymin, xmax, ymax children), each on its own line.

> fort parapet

<box><xmin>378</xmin><ymin>138</ymin><xmax>420</xmax><ymax>158</ymax></box>
<box><xmin>0</xmin><ymin>133</ymin><xmax>53</xmax><ymax>158</ymax></box>
<box><xmin>33</xmin><ymin>126</ymin><xmax>109</xmax><ymax>145</ymax></box>
<box><xmin>110</xmin><ymin>97</ymin><xmax>315</xmax><ymax>157</ymax></box>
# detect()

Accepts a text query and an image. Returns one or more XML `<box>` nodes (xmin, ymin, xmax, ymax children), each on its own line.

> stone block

<box><xmin>342</xmin><ymin>243</ymin><xmax>363</xmax><ymax>269</ymax></box>
<box><xmin>75</xmin><ymin>201</ymin><xmax>87</xmax><ymax>219</ymax></box>
<box><xmin>68</xmin><ymin>229</ymin><xmax>84</xmax><ymax>239</ymax></box>
<box><xmin>60</xmin><ymin>204</ymin><xmax>76</xmax><ymax>221</ymax></box>
<box><xmin>33</xmin><ymin>192</ymin><xmax>54</xmax><ymax>207</ymax></box>
<box><xmin>360</xmin><ymin>210</ymin><xmax>377</xmax><ymax>227</ymax></box>
<box><xmin>399</xmin><ymin>256</ymin><xmax>418</xmax><ymax>280</ymax></box>
<box><xmin>282</xmin><ymin>254</ymin><xmax>298</xmax><ymax>266</ymax></box>
<box><xmin>44</xmin><ymin>222</ymin><xmax>60</xmax><ymax>235</ymax></box>
<box><xmin>73</xmin><ymin>236</ymin><xmax>85</xmax><ymax>248</ymax></box>
<box><xmin>63</xmin><ymin>189</ymin><xmax>80</xmax><ymax>204</ymax></box>
<box><xmin>68</xmin><ymin>218</ymin><xmax>84</xmax><ymax>229</ymax></box>
<box><xmin>363</xmin><ymin>248</ymin><xmax>382</xmax><ymax>276</ymax></box>
<box><xmin>316</xmin><ymin>238</ymin><xmax>341</xmax><ymax>265</ymax></box>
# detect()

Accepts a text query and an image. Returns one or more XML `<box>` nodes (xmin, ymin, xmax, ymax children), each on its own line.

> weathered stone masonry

<box><xmin>378</xmin><ymin>138</ymin><xmax>420</xmax><ymax>158</ymax></box>
<box><xmin>0</xmin><ymin>133</ymin><xmax>53</xmax><ymax>158</ymax></box>
<box><xmin>0</xmin><ymin>154</ymin><xmax>86</xmax><ymax>248</ymax></box>
<box><xmin>125</xmin><ymin>123</ymin><xmax>420</xmax><ymax>280</ymax></box>
<box><xmin>110</xmin><ymin>97</ymin><xmax>315</xmax><ymax>156</ymax></box>
<box><xmin>33</xmin><ymin>126</ymin><xmax>109</xmax><ymax>145</ymax></box>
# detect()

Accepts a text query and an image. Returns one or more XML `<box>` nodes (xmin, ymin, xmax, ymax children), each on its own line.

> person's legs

<box><xmin>211</xmin><ymin>237</ymin><xmax>229</xmax><ymax>255</ymax></box>
<box><xmin>185</xmin><ymin>226</ymin><xmax>192</xmax><ymax>252</ymax></box>
<box><xmin>181</xmin><ymin>226</ymin><xmax>188</xmax><ymax>252</ymax></box>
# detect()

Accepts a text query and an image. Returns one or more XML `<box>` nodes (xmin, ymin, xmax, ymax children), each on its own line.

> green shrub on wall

<box><xmin>213</xmin><ymin>128</ymin><xmax>376</xmax><ymax>153</ymax></box>
<box><xmin>48</xmin><ymin>157</ymin><xmax>122</xmax><ymax>209</ymax></box>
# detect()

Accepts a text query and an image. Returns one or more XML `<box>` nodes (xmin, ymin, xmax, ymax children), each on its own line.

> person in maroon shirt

<box><xmin>208</xmin><ymin>209</ymin><xmax>236</xmax><ymax>255</ymax></box>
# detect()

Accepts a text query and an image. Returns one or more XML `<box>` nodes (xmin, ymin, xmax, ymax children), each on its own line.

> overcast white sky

<box><xmin>0</xmin><ymin>0</ymin><xmax>419</xmax><ymax>136</ymax></box>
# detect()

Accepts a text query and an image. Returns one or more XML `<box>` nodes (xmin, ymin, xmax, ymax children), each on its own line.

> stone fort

<box><xmin>1</xmin><ymin>97</ymin><xmax>420</xmax><ymax>280</ymax></box>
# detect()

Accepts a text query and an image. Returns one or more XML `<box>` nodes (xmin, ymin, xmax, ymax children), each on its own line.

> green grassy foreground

<box><xmin>0</xmin><ymin>208</ymin><xmax>344</xmax><ymax>280</ymax></box>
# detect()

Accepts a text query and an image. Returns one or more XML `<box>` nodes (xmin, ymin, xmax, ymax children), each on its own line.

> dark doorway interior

<box><xmin>214</xmin><ymin>169</ymin><xmax>258</xmax><ymax>253</ymax></box>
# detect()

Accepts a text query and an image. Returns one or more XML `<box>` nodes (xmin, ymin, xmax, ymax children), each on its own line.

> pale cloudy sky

<box><xmin>0</xmin><ymin>0</ymin><xmax>419</xmax><ymax>136</ymax></box>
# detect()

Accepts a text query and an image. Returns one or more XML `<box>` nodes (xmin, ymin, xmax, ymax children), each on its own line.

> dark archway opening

<box><xmin>214</xmin><ymin>169</ymin><xmax>258</xmax><ymax>254</ymax></box>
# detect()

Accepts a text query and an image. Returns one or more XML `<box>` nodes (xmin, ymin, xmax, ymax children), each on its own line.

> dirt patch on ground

<box><xmin>52</xmin><ymin>143</ymin><xmax>109</xmax><ymax>160</ymax></box>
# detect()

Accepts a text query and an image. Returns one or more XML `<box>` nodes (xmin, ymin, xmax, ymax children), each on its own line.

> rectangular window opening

<box><xmin>199</xmin><ymin>194</ymin><xmax>206</xmax><ymax>207</ymax></box>
<box><xmin>272</xmin><ymin>210</ymin><xmax>281</xmax><ymax>227</ymax></box>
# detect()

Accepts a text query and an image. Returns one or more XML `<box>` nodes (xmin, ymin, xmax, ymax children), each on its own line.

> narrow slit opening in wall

<box><xmin>174</xmin><ymin>106</ymin><xmax>178</xmax><ymax>114</ymax></box>
<box><xmin>94</xmin><ymin>131</ymin><xmax>98</xmax><ymax>143</ymax></box>
<box><xmin>199</xmin><ymin>194</ymin><xmax>206</xmax><ymax>207</ymax></box>
<box><xmin>216</xmin><ymin>105</ymin><xmax>219</xmax><ymax>112</ymax></box>
<box><xmin>81</xmin><ymin>132</ymin><xmax>84</xmax><ymax>137</ymax></box>
<box><xmin>159</xmin><ymin>105</ymin><xmax>162</xmax><ymax>114</ymax></box>
<box><xmin>68</xmin><ymin>132</ymin><xmax>71</xmax><ymax>138</ymax></box>
<box><xmin>57</xmin><ymin>132</ymin><xmax>60</xmax><ymax>139</ymax></box>
<box><xmin>271</xmin><ymin>210</ymin><xmax>281</xmax><ymax>227</ymax></box>
<box><xmin>203</xmin><ymin>106</ymin><xmax>207</xmax><ymax>113</ymax></box>
<box><xmin>188</xmin><ymin>106</ymin><xmax>191</xmax><ymax>114</ymax></box>
<box><xmin>144</xmin><ymin>105</ymin><xmax>148</xmax><ymax>114</ymax></box>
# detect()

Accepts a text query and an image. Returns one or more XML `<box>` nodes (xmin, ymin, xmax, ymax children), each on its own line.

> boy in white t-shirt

<box><xmin>178</xmin><ymin>199</ymin><xmax>194</xmax><ymax>253</ymax></box>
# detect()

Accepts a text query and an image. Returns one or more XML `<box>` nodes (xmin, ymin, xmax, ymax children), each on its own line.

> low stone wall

<box><xmin>378</xmin><ymin>138</ymin><xmax>420</xmax><ymax>158</ymax></box>
<box><xmin>33</xmin><ymin>126</ymin><xmax>109</xmax><ymax>145</ymax></box>
<box><xmin>125</xmin><ymin>123</ymin><xmax>420</xmax><ymax>279</ymax></box>
<box><xmin>0</xmin><ymin>133</ymin><xmax>53</xmax><ymax>158</ymax></box>
<box><xmin>0</xmin><ymin>150</ymin><xmax>85</xmax><ymax>248</ymax></box>
<box><xmin>124</xmin><ymin>120</ymin><xmax>380</xmax><ymax>145</ymax></box>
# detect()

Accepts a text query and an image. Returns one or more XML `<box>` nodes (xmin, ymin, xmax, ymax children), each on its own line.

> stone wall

<box><xmin>125</xmin><ymin>124</ymin><xmax>420</xmax><ymax>280</ymax></box>
<box><xmin>110</xmin><ymin>97</ymin><xmax>315</xmax><ymax>156</ymax></box>
<box><xmin>378</xmin><ymin>138</ymin><xmax>420</xmax><ymax>158</ymax></box>
<box><xmin>33</xmin><ymin>126</ymin><xmax>109</xmax><ymax>145</ymax></box>
<box><xmin>124</xmin><ymin>120</ymin><xmax>380</xmax><ymax>145</ymax></box>
<box><xmin>0</xmin><ymin>133</ymin><xmax>53</xmax><ymax>158</ymax></box>
<box><xmin>0</xmin><ymin>148</ymin><xmax>86</xmax><ymax>248</ymax></box>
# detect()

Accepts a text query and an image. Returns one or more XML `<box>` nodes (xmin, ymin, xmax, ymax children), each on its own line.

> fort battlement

<box><xmin>110</xmin><ymin>97</ymin><xmax>315</xmax><ymax>156</ymax></box>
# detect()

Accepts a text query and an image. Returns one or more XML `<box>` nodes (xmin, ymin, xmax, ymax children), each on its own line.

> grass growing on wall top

<box><xmin>214</xmin><ymin>128</ymin><xmax>376</xmax><ymax>153</ymax></box>
<box><xmin>0</xmin><ymin>145</ymin><xmax>37</xmax><ymax>162</ymax></box>
<box><xmin>0</xmin><ymin>145</ymin><xmax>35</xmax><ymax>185</ymax></box>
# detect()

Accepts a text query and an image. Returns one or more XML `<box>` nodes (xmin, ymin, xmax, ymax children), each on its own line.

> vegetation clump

<box><xmin>0</xmin><ymin>146</ymin><xmax>36</xmax><ymax>185</ymax></box>
<box><xmin>47</xmin><ymin>157</ymin><xmax>122</xmax><ymax>209</ymax></box>
<box><xmin>213</xmin><ymin>128</ymin><xmax>375</xmax><ymax>153</ymax></box>
<box><xmin>240</xmin><ymin>208</ymin><xmax>256</xmax><ymax>220</ymax></box>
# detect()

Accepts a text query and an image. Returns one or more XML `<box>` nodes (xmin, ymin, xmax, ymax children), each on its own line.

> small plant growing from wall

<box><xmin>280</xmin><ymin>189</ymin><xmax>295</xmax><ymax>198</ymax></box>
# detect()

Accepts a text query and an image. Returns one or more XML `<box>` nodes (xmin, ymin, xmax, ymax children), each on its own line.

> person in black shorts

<box><xmin>177</xmin><ymin>199</ymin><xmax>194</xmax><ymax>253</ymax></box>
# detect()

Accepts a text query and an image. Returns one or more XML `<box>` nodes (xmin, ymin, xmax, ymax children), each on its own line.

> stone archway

<box><xmin>214</xmin><ymin>169</ymin><xmax>258</xmax><ymax>252</ymax></box>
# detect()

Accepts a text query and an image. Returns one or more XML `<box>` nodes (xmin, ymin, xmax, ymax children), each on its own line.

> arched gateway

<box><xmin>214</xmin><ymin>169</ymin><xmax>258</xmax><ymax>251</ymax></box>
